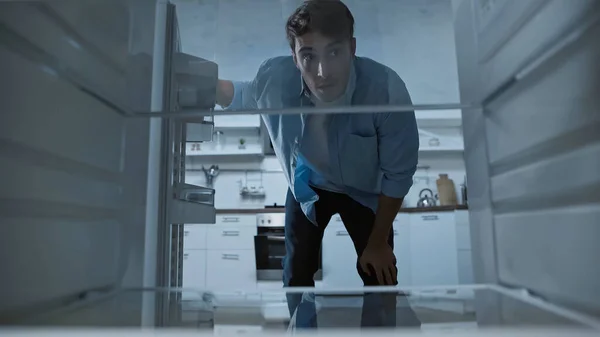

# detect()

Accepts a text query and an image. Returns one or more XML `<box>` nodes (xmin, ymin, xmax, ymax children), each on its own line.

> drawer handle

<box><xmin>422</xmin><ymin>215</ymin><xmax>439</xmax><ymax>221</ymax></box>
<box><xmin>222</xmin><ymin>230</ymin><xmax>240</xmax><ymax>236</ymax></box>
<box><xmin>184</xmin><ymin>231</ymin><xmax>189</xmax><ymax>236</ymax></box>
<box><xmin>222</xmin><ymin>217</ymin><xmax>240</xmax><ymax>223</ymax></box>
<box><xmin>222</xmin><ymin>254</ymin><xmax>239</xmax><ymax>260</ymax></box>
<box><xmin>335</xmin><ymin>230</ymin><xmax>349</xmax><ymax>236</ymax></box>
<box><xmin>183</xmin><ymin>253</ymin><xmax>189</xmax><ymax>259</ymax></box>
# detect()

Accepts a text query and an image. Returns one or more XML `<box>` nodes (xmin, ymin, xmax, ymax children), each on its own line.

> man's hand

<box><xmin>216</xmin><ymin>79</ymin><xmax>234</xmax><ymax>107</ymax></box>
<box><xmin>359</xmin><ymin>242</ymin><xmax>397</xmax><ymax>285</ymax></box>
<box><xmin>362</xmin><ymin>194</ymin><xmax>403</xmax><ymax>286</ymax></box>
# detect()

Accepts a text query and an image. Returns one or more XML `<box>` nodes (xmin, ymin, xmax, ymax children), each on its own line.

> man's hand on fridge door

<box><xmin>216</xmin><ymin>79</ymin><xmax>234</xmax><ymax>107</ymax></box>
<box><xmin>359</xmin><ymin>243</ymin><xmax>398</xmax><ymax>286</ymax></box>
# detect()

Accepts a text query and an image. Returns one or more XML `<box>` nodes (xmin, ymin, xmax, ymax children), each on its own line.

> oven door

<box><xmin>254</xmin><ymin>227</ymin><xmax>322</xmax><ymax>281</ymax></box>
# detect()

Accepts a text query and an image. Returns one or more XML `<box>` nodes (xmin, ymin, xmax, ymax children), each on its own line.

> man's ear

<box><xmin>291</xmin><ymin>49</ymin><xmax>300</xmax><ymax>70</ymax></box>
<box><xmin>350</xmin><ymin>37</ymin><xmax>356</xmax><ymax>56</ymax></box>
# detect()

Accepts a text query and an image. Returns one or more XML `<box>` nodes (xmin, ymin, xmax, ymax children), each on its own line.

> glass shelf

<box><xmin>11</xmin><ymin>285</ymin><xmax>598</xmax><ymax>333</ymax></box>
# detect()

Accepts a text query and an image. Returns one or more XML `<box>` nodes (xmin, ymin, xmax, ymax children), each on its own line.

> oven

<box><xmin>254</xmin><ymin>213</ymin><xmax>322</xmax><ymax>281</ymax></box>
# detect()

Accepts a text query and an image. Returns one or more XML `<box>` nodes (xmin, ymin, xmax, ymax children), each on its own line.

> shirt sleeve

<box><xmin>224</xmin><ymin>80</ymin><xmax>258</xmax><ymax>110</ymax></box>
<box><xmin>376</xmin><ymin>72</ymin><xmax>419</xmax><ymax>199</ymax></box>
<box><xmin>223</xmin><ymin>58</ymin><xmax>277</xmax><ymax>110</ymax></box>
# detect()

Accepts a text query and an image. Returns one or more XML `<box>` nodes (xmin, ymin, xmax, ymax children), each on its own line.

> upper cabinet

<box><xmin>213</xmin><ymin>114</ymin><xmax>261</xmax><ymax>129</ymax></box>
<box><xmin>212</xmin><ymin>105</ymin><xmax>261</xmax><ymax>129</ymax></box>
<box><xmin>415</xmin><ymin>109</ymin><xmax>462</xmax><ymax>128</ymax></box>
<box><xmin>416</xmin><ymin>110</ymin><xmax>464</xmax><ymax>152</ymax></box>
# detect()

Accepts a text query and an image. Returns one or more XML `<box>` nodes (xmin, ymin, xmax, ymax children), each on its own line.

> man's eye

<box><xmin>330</xmin><ymin>50</ymin><xmax>339</xmax><ymax>56</ymax></box>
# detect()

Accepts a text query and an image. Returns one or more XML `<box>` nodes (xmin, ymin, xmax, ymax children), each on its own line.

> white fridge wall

<box><xmin>455</xmin><ymin>0</ymin><xmax>600</xmax><ymax>314</ymax></box>
<box><xmin>453</xmin><ymin>0</ymin><xmax>499</xmax><ymax>291</ymax></box>
<box><xmin>0</xmin><ymin>0</ymin><xmax>162</xmax><ymax>318</ymax></box>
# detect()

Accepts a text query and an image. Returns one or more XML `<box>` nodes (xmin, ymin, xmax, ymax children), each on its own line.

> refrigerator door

<box><xmin>0</xmin><ymin>0</ymin><xmax>217</xmax><ymax>322</ymax></box>
<box><xmin>454</xmin><ymin>0</ymin><xmax>600</xmax><ymax>314</ymax></box>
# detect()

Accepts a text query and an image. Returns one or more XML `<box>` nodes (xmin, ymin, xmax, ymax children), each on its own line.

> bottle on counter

<box><xmin>436</xmin><ymin>174</ymin><xmax>458</xmax><ymax>206</ymax></box>
<box><xmin>461</xmin><ymin>175</ymin><xmax>468</xmax><ymax>206</ymax></box>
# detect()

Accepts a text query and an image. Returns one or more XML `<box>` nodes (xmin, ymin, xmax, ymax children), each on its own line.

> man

<box><xmin>216</xmin><ymin>0</ymin><xmax>419</xmax><ymax>328</ymax></box>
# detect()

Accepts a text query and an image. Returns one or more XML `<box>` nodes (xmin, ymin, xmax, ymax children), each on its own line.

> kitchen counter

<box><xmin>216</xmin><ymin>205</ymin><xmax>468</xmax><ymax>214</ymax></box>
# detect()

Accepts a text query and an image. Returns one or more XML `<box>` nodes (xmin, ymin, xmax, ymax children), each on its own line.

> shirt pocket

<box><xmin>339</xmin><ymin>134</ymin><xmax>381</xmax><ymax>193</ymax></box>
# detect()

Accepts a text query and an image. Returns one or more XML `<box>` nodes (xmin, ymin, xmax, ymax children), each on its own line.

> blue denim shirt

<box><xmin>226</xmin><ymin>56</ymin><xmax>419</xmax><ymax>224</ymax></box>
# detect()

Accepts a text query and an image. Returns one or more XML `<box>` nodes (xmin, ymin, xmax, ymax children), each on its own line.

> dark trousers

<box><xmin>282</xmin><ymin>188</ymin><xmax>419</xmax><ymax>328</ymax></box>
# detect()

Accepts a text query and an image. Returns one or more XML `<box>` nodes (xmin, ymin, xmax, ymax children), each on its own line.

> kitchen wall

<box><xmin>175</xmin><ymin>0</ymin><xmax>465</xmax><ymax>208</ymax></box>
<box><xmin>175</xmin><ymin>0</ymin><xmax>460</xmax><ymax>104</ymax></box>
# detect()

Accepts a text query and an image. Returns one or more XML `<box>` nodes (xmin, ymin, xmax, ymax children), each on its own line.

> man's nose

<box><xmin>317</xmin><ymin>61</ymin><xmax>331</xmax><ymax>79</ymax></box>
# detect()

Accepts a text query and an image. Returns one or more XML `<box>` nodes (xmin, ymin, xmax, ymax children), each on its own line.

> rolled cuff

<box><xmin>380</xmin><ymin>176</ymin><xmax>413</xmax><ymax>199</ymax></box>
<box><xmin>223</xmin><ymin>80</ymin><xmax>250</xmax><ymax>110</ymax></box>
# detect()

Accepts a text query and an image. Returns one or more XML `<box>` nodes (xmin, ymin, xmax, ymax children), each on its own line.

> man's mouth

<box><xmin>316</xmin><ymin>83</ymin><xmax>335</xmax><ymax>90</ymax></box>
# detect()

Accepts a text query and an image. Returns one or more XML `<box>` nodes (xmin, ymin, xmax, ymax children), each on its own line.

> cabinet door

<box><xmin>206</xmin><ymin>225</ymin><xmax>256</xmax><ymax>250</ymax></box>
<box><xmin>215</xmin><ymin>214</ymin><xmax>257</xmax><ymax>226</ymax></box>
<box><xmin>206</xmin><ymin>250</ymin><xmax>256</xmax><ymax>290</ymax></box>
<box><xmin>409</xmin><ymin>213</ymin><xmax>459</xmax><ymax>286</ymax></box>
<box><xmin>182</xmin><ymin>250</ymin><xmax>207</xmax><ymax>300</ymax></box>
<box><xmin>213</xmin><ymin>115</ymin><xmax>261</xmax><ymax>128</ymax></box>
<box><xmin>183</xmin><ymin>225</ymin><xmax>207</xmax><ymax>250</ymax></box>
<box><xmin>393</xmin><ymin>214</ymin><xmax>412</xmax><ymax>287</ymax></box>
<box><xmin>322</xmin><ymin>224</ymin><xmax>363</xmax><ymax>287</ymax></box>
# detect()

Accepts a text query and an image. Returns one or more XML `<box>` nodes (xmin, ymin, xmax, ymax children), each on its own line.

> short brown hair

<box><xmin>285</xmin><ymin>0</ymin><xmax>355</xmax><ymax>49</ymax></box>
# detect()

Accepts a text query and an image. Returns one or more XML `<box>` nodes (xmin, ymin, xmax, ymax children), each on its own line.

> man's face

<box><xmin>292</xmin><ymin>32</ymin><xmax>356</xmax><ymax>103</ymax></box>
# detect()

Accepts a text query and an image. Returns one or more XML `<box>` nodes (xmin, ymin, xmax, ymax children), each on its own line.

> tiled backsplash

<box><xmin>186</xmin><ymin>154</ymin><xmax>465</xmax><ymax>209</ymax></box>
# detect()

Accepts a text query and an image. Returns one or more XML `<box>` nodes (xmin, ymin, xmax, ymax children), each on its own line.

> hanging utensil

<box><xmin>202</xmin><ymin>164</ymin><xmax>220</xmax><ymax>188</ymax></box>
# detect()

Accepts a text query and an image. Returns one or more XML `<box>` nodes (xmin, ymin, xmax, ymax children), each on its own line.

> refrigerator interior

<box><xmin>453</xmin><ymin>0</ymin><xmax>600</xmax><ymax>316</ymax></box>
<box><xmin>0</xmin><ymin>0</ymin><xmax>598</xmax><ymax>331</ymax></box>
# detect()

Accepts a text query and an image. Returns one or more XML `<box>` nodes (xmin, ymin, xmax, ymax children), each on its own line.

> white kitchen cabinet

<box><xmin>203</xmin><ymin>214</ymin><xmax>258</xmax><ymax>290</ymax></box>
<box><xmin>183</xmin><ymin>224</ymin><xmax>208</xmax><ymax>250</ymax></box>
<box><xmin>393</xmin><ymin>214</ymin><xmax>412</xmax><ymax>287</ymax></box>
<box><xmin>183</xmin><ymin>214</ymin><xmax>259</xmax><ymax>294</ymax></box>
<box><xmin>322</xmin><ymin>220</ymin><xmax>363</xmax><ymax>287</ymax></box>
<box><xmin>206</xmin><ymin>249</ymin><xmax>256</xmax><ymax>290</ymax></box>
<box><xmin>182</xmin><ymin>249</ymin><xmax>207</xmax><ymax>300</ymax></box>
<box><xmin>215</xmin><ymin>214</ymin><xmax>257</xmax><ymax>226</ymax></box>
<box><xmin>213</xmin><ymin>115</ymin><xmax>261</xmax><ymax>129</ymax></box>
<box><xmin>206</xmin><ymin>225</ymin><xmax>256</xmax><ymax>250</ymax></box>
<box><xmin>409</xmin><ymin>212</ymin><xmax>459</xmax><ymax>286</ymax></box>
<box><xmin>323</xmin><ymin>211</ymin><xmax>470</xmax><ymax>288</ymax></box>
<box><xmin>415</xmin><ymin>110</ymin><xmax>462</xmax><ymax>128</ymax></box>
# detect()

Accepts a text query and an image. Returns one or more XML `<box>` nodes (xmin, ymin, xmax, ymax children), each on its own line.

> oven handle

<box><xmin>265</xmin><ymin>235</ymin><xmax>285</xmax><ymax>242</ymax></box>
